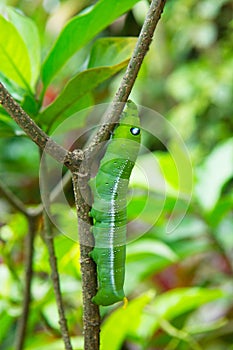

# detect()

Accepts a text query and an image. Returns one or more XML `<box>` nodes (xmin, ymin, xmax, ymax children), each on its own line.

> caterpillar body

<box><xmin>89</xmin><ymin>100</ymin><xmax>141</xmax><ymax>306</ymax></box>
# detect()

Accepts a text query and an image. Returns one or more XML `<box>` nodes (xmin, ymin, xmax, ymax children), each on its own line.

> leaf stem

<box><xmin>40</xmin><ymin>154</ymin><xmax>73</xmax><ymax>350</ymax></box>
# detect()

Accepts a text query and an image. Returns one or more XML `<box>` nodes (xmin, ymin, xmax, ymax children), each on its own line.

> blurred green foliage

<box><xmin>0</xmin><ymin>0</ymin><xmax>233</xmax><ymax>349</ymax></box>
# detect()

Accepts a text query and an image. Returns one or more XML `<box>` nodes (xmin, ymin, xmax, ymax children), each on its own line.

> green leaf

<box><xmin>0</xmin><ymin>71</ymin><xmax>26</xmax><ymax>101</ymax></box>
<box><xmin>41</xmin><ymin>93</ymin><xmax>94</xmax><ymax>133</ymax></box>
<box><xmin>0</xmin><ymin>114</ymin><xmax>24</xmax><ymax>137</ymax></box>
<box><xmin>0</xmin><ymin>12</ymin><xmax>31</xmax><ymax>90</ymax></box>
<box><xmin>195</xmin><ymin>138</ymin><xmax>233</xmax><ymax>211</ymax></box>
<box><xmin>125</xmin><ymin>218</ymin><xmax>210</xmax><ymax>294</ymax></box>
<box><xmin>25</xmin><ymin>336</ymin><xmax>83</xmax><ymax>350</ymax></box>
<box><xmin>6</xmin><ymin>7</ymin><xmax>40</xmax><ymax>90</ymax></box>
<box><xmin>39</xmin><ymin>62</ymin><xmax>129</xmax><ymax>127</ymax></box>
<box><xmin>0</xmin><ymin>310</ymin><xmax>14</xmax><ymax>344</ymax></box>
<box><xmin>42</xmin><ymin>0</ymin><xmax>140</xmax><ymax>88</ymax></box>
<box><xmin>131</xmin><ymin>143</ymin><xmax>193</xmax><ymax>197</ymax></box>
<box><xmin>88</xmin><ymin>37</ymin><xmax>138</xmax><ymax>68</ymax></box>
<box><xmin>207</xmin><ymin>195</ymin><xmax>233</xmax><ymax>227</ymax></box>
<box><xmin>0</xmin><ymin>119</ymin><xmax>18</xmax><ymax>137</ymax></box>
<box><xmin>136</xmin><ymin>288</ymin><xmax>226</xmax><ymax>340</ymax></box>
<box><xmin>128</xmin><ymin>239</ymin><xmax>178</xmax><ymax>262</ymax></box>
<box><xmin>100</xmin><ymin>293</ymin><xmax>152</xmax><ymax>350</ymax></box>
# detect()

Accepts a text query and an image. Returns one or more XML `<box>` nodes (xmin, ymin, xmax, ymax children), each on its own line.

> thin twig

<box><xmin>0</xmin><ymin>82</ymin><xmax>82</xmax><ymax>169</ymax></box>
<box><xmin>84</xmin><ymin>0</ymin><xmax>166</xmax><ymax>158</ymax></box>
<box><xmin>40</xmin><ymin>154</ymin><xmax>73</xmax><ymax>350</ymax></box>
<box><xmin>0</xmin><ymin>178</ymin><xmax>31</xmax><ymax>216</ymax></box>
<box><xmin>15</xmin><ymin>217</ymin><xmax>37</xmax><ymax>350</ymax></box>
<box><xmin>0</xmin><ymin>177</ymin><xmax>39</xmax><ymax>350</ymax></box>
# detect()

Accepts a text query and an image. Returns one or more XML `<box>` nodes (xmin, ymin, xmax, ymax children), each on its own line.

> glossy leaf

<box><xmin>25</xmin><ymin>336</ymin><xmax>83</xmax><ymax>350</ymax></box>
<box><xmin>100</xmin><ymin>293</ymin><xmax>152</xmax><ymax>350</ymax></box>
<box><xmin>0</xmin><ymin>311</ymin><xmax>14</xmax><ymax>344</ymax></box>
<box><xmin>125</xmin><ymin>241</ymin><xmax>210</xmax><ymax>294</ymax></box>
<box><xmin>88</xmin><ymin>37</ymin><xmax>137</xmax><ymax>68</ymax></box>
<box><xmin>0</xmin><ymin>12</ymin><xmax>31</xmax><ymax>90</ymax></box>
<box><xmin>0</xmin><ymin>119</ymin><xmax>20</xmax><ymax>137</ymax></box>
<box><xmin>6</xmin><ymin>7</ymin><xmax>40</xmax><ymax>90</ymax></box>
<box><xmin>131</xmin><ymin>144</ymin><xmax>193</xmax><ymax>197</ymax></box>
<box><xmin>42</xmin><ymin>0</ymin><xmax>140</xmax><ymax>87</ymax></box>
<box><xmin>136</xmin><ymin>288</ymin><xmax>226</xmax><ymax>339</ymax></box>
<box><xmin>125</xmin><ymin>217</ymin><xmax>210</xmax><ymax>293</ymax></box>
<box><xmin>127</xmin><ymin>239</ymin><xmax>178</xmax><ymax>262</ymax></box>
<box><xmin>0</xmin><ymin>71</ymin><xmax>26</xmax><ymax>101</ymax></box>
<box><xmin>43</xmin><ymin>93</ymin><xmax>94</xmax><ymax>133</ymax></box>
<box><xmin>40</xmin><ymin>61</ymin><xmax>128</xmax><ymax>127</ymax></box>
<box><xmin>195</xmin><ymin>138</ymin><xmax>233</xmax><ymax>211</ymax></box>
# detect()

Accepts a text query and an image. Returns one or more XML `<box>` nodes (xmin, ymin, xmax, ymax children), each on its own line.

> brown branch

<box><xmin>15</xmin><ymin>217</ymin><xmax>37</xmax><ymax>350</ymax></box>
<box><xmin>72</xmin><ymin>171</ymin><xmax>100</xmax><ymax>350</ymax></box>
<box><xmin>84</xmin><ymin>0</ymin><xmax>166</xmax><ymax>158</ymax></box>
<box><xmin>0</xmin><ymin>82</ymin><xmax>82</xmax><ymax>169</ymax></box>
<box><xmin>40</xmin><ymin>155</ymin><xmax>73</xmax><ymax>350</ymax></box>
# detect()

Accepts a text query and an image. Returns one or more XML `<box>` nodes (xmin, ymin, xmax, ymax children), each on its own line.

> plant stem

<box><xmin>0</xmin><ymin>178</ymin><xmax>31</xmax><ymax>216</ymax></box>
<box><xmin>15</xmin><ymin>217</ymin><xmax>36</xmax><ymax>350</ymax></box>
<box><xmin>40</xmin><ymin>155</ymin><xmax>73</xmax><ymax>350</ymax></box>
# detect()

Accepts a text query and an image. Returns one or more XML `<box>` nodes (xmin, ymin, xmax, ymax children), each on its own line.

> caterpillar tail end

<box><xmin>91</xmin><ymin>289</ymin><xmax>126</xmax><ymax>306</ymax></box>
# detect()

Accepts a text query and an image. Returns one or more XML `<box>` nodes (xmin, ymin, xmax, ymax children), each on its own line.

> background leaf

<box><xmin>195</xmin><ymin>138</ymin><xmax>233</xmax><ymax>211</ymax></box>
<box><xmin>100</xmin><ymin>293</ymin><xmax>152</xmax><ymax>350</ymax></box>
<box><xmin>6</xmin><ymin>7</ymin><xmax>40</xmax><ymax>90</ymax></box>
<box><xmin>41</xmin><ymin>0</ymin><xmax>140</xmax><ymax>88</ymax></box>
<box><xmin>0</xmin><ymin>12</ymin><xmax>31</xmax><ymax>90</ymax></box>
<box><xmin>40</xmin><ymin>37</ymin><xmax>137</xmax><ymax>128</ymax></box>
<box><xmin>88</xmin><ymin>37</ymin><xmax>137</xmax><ymax>68</ymax></box>
<box><xmin>136</xmin><ymin>288</ymin><xmax>226</xmax><ymax>340</ymax></box>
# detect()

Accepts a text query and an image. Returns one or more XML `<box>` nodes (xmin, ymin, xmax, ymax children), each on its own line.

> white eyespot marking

<box><xmin>130</xmin><ymin>127</ymin><xmax>140</xmax><ymax>136</ymax></box>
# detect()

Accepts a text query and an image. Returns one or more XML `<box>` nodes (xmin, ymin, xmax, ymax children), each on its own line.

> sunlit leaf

<box><xmin>195</xmin><ymin>138</ymin><xmax>233</xmax><ymax>211</ymax></box>
<box><xmin>136</xmin><ymin>288</ymin><xmax>226</xmax><ymax>339</ymax></box>
<box><xmin>0</xmin><ymin>71</ymin><xmax>26</xmax><ymax>101</ymax></box>
<box><xmin>88</xmin><ymin>37</ymin><xmax>137</xmax><ymax>68</ymax></box>
<box><xmin>42</xmin><ymin>0</ymin><xmax>140</xmax><ymax>88</ymax></box>
<box><xmin>25</xmin><ymin>336</ymin><xmax>83</xmax><ymax>350</ymax></box>
<box><xmin>0</xmin><ymin>118</ymin><xmax>20</xmax><ymax>137</ymax></box>
<box><xmin>0</xmin><ymin>12</ymin><xmax>31</xmax><ymax>90</ymax></box>
<box><xmin>0</xmin><ymin>310</ymin><xmax>14</xmax><ymax>344</ymax></box>
<box><xmin>127</xmin><ymin>239</ymin><xmax>178</xmax><ymax>262</ymax></box>
<box><xmin>101</xmin><ymin>293</ymin><xmax>152</xmax><ymax>350</ymax></box>
<box><xmin>39</xmin><ymin>62</ymin><xmax>129</xmax><ymax>127</ymax></box>
<box><xmin>131</xmin><ymin>143</ymin><xmax>193</xmax><ymax>197</ymax></box>
<box><xmin>6</xmin><ymin>7</ymin><xmax>40</xmax><ymax>90</ymax></box>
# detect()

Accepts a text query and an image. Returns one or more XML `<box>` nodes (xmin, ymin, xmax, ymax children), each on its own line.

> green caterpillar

<box><xmin>89</xmin><ymin>100</ymin><xmax>141</xmax><ymax>306</ymax></box>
